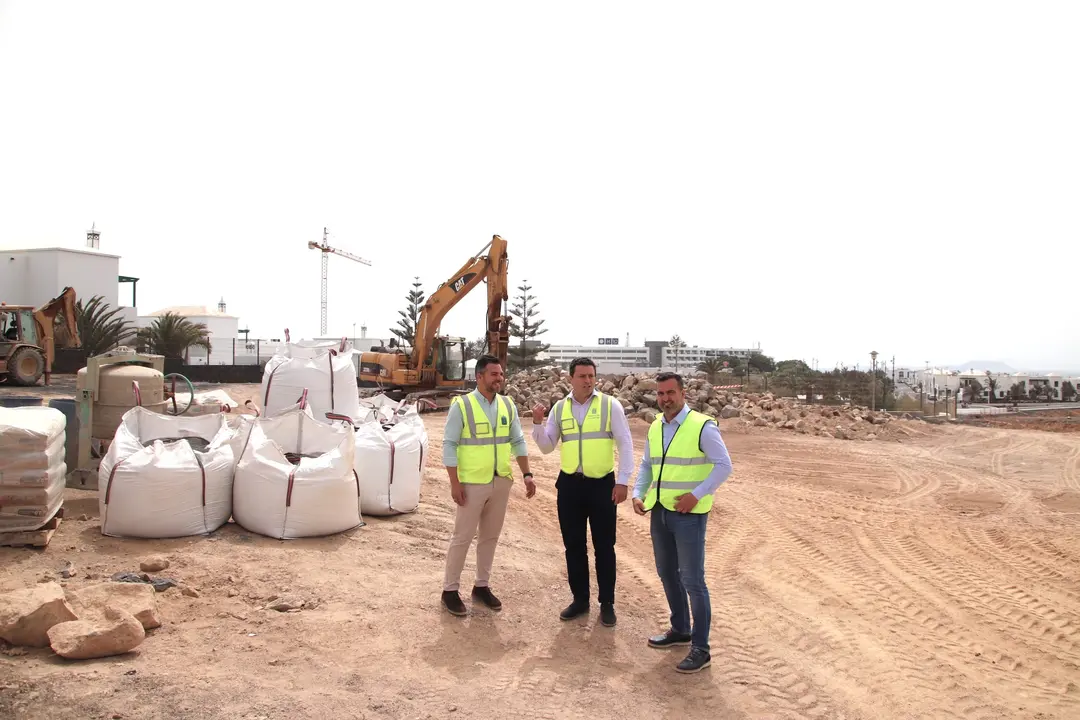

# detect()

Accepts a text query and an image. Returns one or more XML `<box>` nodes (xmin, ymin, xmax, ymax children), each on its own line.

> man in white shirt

<box><xmin>532</xmin><ymin>357</ymin><xmax>634</xmax><ymax>627</ymax></box>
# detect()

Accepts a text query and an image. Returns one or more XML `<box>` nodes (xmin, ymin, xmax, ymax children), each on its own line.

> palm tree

<box><xmin>57</xmin><ymin>295</ymin><xmax>137</xmax><ymax>356</ymax></box>
<box><xmin>697</xmin><ymin>358</ymin><xmax>725</xmax><ymax>382</ymax></box>
<box><xmin>136</xmin><ymin>312</ymin><xmax>211</xmax><ymax>359</ymax></box>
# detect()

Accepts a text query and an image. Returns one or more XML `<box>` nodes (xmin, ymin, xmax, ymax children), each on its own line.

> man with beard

<box><xmin>441</xmin><ymin>354</ymin><xmax>536</xmax><ymax>617</ymax></box>
<box><xmin>633</xmin><ymin>372</ymin><xmax>733</xmax><ymax>674</ymax></box>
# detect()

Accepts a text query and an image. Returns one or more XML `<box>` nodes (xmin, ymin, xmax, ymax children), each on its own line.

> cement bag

<box><xmin>233</xmin><ymin>404</ymin><xmax>361</xmax><ymax>539</ymax></box>
<box><xmin>0</xmin><ymin>406</ymin><xmax>65</xmax><ymax>454</ymax></box>
<box><xmin>347</xmin><ymin>401</ymin><xmax>428</xmax><ymax>516</ymax></box>
<box><xmin>98</xmin><ymin>407</ymin><xmax>236</xmax><ymax>539</ymax></box>
<box><xmin>260</xmin><ymin>336</ymin><xmax>361</xmax><ymax>423</ymax></box>
<box><xmin>0</xmin><ymin>406</ymin><xmax>67</xmax><ymax>532</ymax></box>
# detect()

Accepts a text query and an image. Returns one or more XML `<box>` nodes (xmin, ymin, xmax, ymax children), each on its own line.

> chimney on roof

<box><xmin>218</xmin><ymin>297</ymin><xmax>226</xmax><ymax>313</ymax></box>
<box><xmin>86</xmin><ymin>223</ymin><xmax>100</xmax><ymax>249</ymax></box>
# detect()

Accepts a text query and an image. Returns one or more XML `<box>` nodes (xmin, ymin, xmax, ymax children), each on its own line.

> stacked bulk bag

<box><xmin>233</xmin><ymin>402</ymin><xmax>361</xmax><ymax>539</ymax></box>
<box><xmin>260</xmin><ymin>335</ymin><xmax>361</xmax><ymax>423</ymax></box>
<box><xmin>0</xmin><ymin>407</ymin><xmax>67</xmax><ymax>532</ymax></box>
<box><xmin>335</xmin><ymin>396</ymin><xmax>428</xmax><ymax>516</ymax></box>
<box><xmin>98</xmin><ymin>407</ymin><xmax>236</xmax><ymax>538</ymax></box>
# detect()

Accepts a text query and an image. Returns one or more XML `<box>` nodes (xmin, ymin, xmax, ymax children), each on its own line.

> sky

<box><xmin>1</xmin><ymin>1</ymin><xmax>1077</xmax><ymax>372</ymax></box>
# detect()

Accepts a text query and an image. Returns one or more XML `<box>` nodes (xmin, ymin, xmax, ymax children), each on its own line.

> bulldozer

<box><xmin>358</xmin><ymin>235</ymin><xmax>510</xmax><ymax>407</ymax></box>
<box><xmin>0</xmin><ymin>287</ymin><xmax>81</xmax><ymax>386</ymax></box>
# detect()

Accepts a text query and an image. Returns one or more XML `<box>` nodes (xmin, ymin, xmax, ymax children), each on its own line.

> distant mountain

<box><xmin>950</xmin><ymin>361</ymin><xmax>1017</xmax><ymax>374</ymax></box>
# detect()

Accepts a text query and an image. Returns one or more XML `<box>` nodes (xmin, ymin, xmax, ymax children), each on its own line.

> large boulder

<box><xmin>68</xmin><ymin>582</ymin><xmax>162</xmax><ymax>631</ymax></box>
<box><xmin>47</xmin><ymin>605</ymin><xmax>145</xmax><ymax>660</ymax></box>
<box><xmin>0</xmin><ymin>582</ymin><xmax>78</xmax><ymax>647</ymax></box>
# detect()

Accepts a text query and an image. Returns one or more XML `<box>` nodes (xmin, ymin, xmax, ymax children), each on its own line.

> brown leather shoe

<box><xmin>442</xmin><ymin>590</ymin><xmax>467</xmax><ymax>616</ymax></box>
<box><xmin>471</xmin><ymin>586</ymin><xmax>502</xmax><ymax>611</ymax></box>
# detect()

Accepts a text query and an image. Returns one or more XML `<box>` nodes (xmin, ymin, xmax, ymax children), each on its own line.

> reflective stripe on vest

<box><xmin>455</xmin><ymin>392</ymin><xmax>514</xmax><ymax>483</ymax></box>
<box><xmin>642</xmin><ymin>409</ymin><xmax>715</xmax><ymax>513</ymax></box>
<box><xmin>557</xmin><ymin>393</ymin><xmax>615</xmax><ymax>477</ymax></box>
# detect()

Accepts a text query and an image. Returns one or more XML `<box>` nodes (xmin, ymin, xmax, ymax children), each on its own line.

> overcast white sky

<box><xmin>1</xmin><ymin>1</ymin><xmax>1077</xmax><ymax>371</ymax></box>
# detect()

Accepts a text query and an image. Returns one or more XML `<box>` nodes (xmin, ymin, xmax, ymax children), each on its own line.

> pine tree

<box><xmin>390</xmin><ymin>277</ymin><xmax>425</xmax><ymax>347</ymax></box>
<box><xmin>508</xmin><ymin>280</ymin><xmax>550</xmax><ymax>370</ymax></box>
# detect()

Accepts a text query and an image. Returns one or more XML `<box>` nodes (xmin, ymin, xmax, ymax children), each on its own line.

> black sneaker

<box><xmin>647</xmin><ymin>629</ymin><xmax>692</xmax><ymax>649</ymax></box>
<box><xmin>599</xmin><ymin>603</ymin><xmax>617</xmax><ymax>627</ymax></box>
<box><xmin>559</xmin><ymin>601</ymin><xmax>589</xmax><ymax>621</ymax></box>
<box><xmin>676</xmin><ymin>647</ymin><xmax>712</xmax><ymax>673</ymax></box>
<box><xmin>471</xmin><ymin>586</ymin><xmax>502</xmax><ymax>612</ymax></box>
<box><xmin>442</xmin><ymin>590</ymin><xmax>467</xmax><ymax>616</ymax></box>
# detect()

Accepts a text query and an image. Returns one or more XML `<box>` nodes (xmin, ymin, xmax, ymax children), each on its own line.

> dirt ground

<box><xmin>3</xmin><ymin>382</ymin><xmax>1080</xmax><ymax>719</ymax></box>
<box><xmin>960</xmin><ymin>409</ymin><xmax>1080</xmax><ymax>434</ymax></box>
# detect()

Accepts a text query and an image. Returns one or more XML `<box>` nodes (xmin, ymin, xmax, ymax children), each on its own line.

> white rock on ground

<box><xmin>0</xmin><ymin>582</ymin><xmax>79</xmax><ymax>648</ymax></box>
<box><xmin>47</xmin><ymin>605</ymin><xmax>145</xmax><ymax>660</ymax></box>
<box><xmin>67</xmin><ymin>582</ymin><xmax>162</xmax><ymax>631</ymax></box>
<box><xmin>139</xmin><ymin>557</ymin><xmax>170</xmax><ymax>573</ymax></box>
<box><xmin>504</xmin><ymin>367</ymin><xmax>906</xmax><ymax>442</ymax></box>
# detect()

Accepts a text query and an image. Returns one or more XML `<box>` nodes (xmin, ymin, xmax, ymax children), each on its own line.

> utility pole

<box><xmin>870</xmin><ymin>350</ymin><xmax>879</xmax><ymax>411</ymax></box>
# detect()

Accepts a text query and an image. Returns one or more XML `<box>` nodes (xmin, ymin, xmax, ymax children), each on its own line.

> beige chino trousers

<box><xmin>443</xmin><ymin>475</ymin><xmax>513</xmax><ymax>592</ymax></box>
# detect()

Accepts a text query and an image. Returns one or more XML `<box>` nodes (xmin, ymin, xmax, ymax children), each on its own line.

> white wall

<box><xmin>136</xmin><ymin>313</ymin><xmax>239</xmax><ymax>365</ymax></box>
<box><xmin>0</xmin><ymin>249</ymin><xmax>119</xmax><ymax>309</ymax></box>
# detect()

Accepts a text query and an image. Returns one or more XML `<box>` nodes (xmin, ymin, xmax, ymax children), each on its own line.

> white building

<box><xmin>0</xmin><ymin>241</ymin><xmax>139</xmax><ymax>328</ymax></box>
<box><xmin>137</xmin><ymin>300</ymin><xmax>239</xmax><ymax>365</ymax></box>
<box><xmin>912</xmin><ymin>367</ymin><xmax>1080</xmax><ymax>402</ymax></box>
<box><xmin>544</xmin><ymin>341</ymin><xmax>761</xmax><ymax>374</ymax></box>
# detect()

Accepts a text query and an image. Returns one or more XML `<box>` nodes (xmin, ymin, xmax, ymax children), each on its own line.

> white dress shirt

<box><xmin>531</xmin><ymin>389</ymin><xmax>635</xmax><ymax>485</ymax></box>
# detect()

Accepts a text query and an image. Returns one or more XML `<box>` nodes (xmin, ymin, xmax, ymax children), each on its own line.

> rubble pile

<box><xmin>505</xmin><ymin>367</ymin><xmax>900</xmax><ymax>442</ymax></box>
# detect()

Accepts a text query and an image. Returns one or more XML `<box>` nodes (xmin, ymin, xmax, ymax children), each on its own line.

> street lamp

<box><xmin>870</xmin><ymin>350</ymin><xmax>879</xmax><ymax>410</ymax></box>
<box><xmin>985</xmin><ymin>370</ymin><xmax>992</xmax><ymax>407</ymax></box>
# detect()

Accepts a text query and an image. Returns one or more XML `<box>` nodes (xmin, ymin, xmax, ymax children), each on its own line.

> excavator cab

<box><xmin>436</xmin><ymin>336</ymin><xmax>467</xmax><ymax>382</ymax></box>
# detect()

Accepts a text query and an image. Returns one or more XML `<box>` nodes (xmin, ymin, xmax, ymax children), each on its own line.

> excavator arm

<box><xmin>410</xmin><ymin>234</ymin><xmax>509</xmax><ymax>370</ymax></box>
<box><xmin>358</xmin><ymin>235</ymin><xmax>510</xmax><ymax>405</ymax></box>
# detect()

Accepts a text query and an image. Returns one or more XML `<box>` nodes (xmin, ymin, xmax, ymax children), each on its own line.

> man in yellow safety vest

<box><xmin>632</xmin><ymin>372</ymin><xmax>733</xmax><ymax>674</ymax></box>
<box><xmin>531</xmin><ymin>357</ymin><xmax>634</xmax><ymax>627</ymax></box>
<box><xmin>441</xmin><ymin>354</ymin><xmax>536</xmax><ymax>617</ymax></box>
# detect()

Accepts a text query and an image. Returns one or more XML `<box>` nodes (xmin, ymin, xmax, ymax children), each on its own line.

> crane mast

<box><xmin>307</xmin><ymin>227</ymin><xmax>372</xmax><ymax>336</ymax></box>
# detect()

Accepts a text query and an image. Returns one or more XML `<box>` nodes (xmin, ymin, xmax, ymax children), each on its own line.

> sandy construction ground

<box><xmin>3</xmin><ymin>383</ymin><xmax>1080</xmax><ymax>719</ymax></box>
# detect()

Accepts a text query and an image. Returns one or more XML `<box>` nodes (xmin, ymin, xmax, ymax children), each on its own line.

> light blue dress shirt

<box><xmin>442</xmin><ymin>389</ymin><xmax>528</xmax><ymax>467</ymax></box>
<box><xmin>632</xmin><ymin>403</ymin><xmax>733</xmax><ymax>501</ymax></box>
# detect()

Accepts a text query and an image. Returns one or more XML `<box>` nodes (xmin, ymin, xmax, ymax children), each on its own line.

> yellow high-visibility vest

<box><xmin>557</xmin><ymin>392</ymin><xmax>615</xmax><ymax>477</ymax></box>
<box><xmin>642</xmin><ymin>409</ymin><xmax>715</xmax><ymax>513</ymax></box>
<box><xmin>454</xmin><ymin>392</ymin><xmax>515</xmax><ymax>484</ymax></box>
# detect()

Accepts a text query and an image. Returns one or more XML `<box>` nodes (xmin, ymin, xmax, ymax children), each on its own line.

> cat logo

<box><xmin>450</xmin><ymin>272</ymin><xmax>476</xmax><ymax>293</ymax></box>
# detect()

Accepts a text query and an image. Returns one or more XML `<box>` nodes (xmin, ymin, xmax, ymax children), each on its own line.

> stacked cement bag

<box><xmin>346</xmin><ymin>396</ymin><xmax>428</xmax><ymax>516</ymax></box>
<box><xmin>233</xmin><ymin>403</ymin><xmax>361</xmax><ymax>539</ymax></box>
<box><xmin>260</xmin><ymin>337</ymin><xmax>360</xmax><ymax>423</ymax></box>
<box><xmin>98</xmin><ymin>407</ymin><xmax>236</xmax><ymax>538</ymax></box>
<box><xmin>0</xmin><ymin>407</ymin><xmax>67</xmax><ymax>532</ymax></box>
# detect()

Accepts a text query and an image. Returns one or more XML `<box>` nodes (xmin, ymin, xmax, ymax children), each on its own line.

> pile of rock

<box><xmin>505</xmin><ymin>367</ymin><xmax>899</xmax><ymax>442</ymax></box>
<box><xmin>0</xmin><ymin>580</ymin><xmax>160</xmax><ymax>659</ymax></box>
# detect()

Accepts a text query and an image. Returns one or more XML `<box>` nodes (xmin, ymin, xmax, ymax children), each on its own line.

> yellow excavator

<box><xmin>358</xmin><ymin>235</ymin><xmax>510</xmax><ymax>406</ymax></box>
<box><xmin>0</xmin><ymin>287</ymin><xmax>81</xmax><ymax>386</ymax></box>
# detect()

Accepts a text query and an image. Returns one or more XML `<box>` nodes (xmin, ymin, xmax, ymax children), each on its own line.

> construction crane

<box><xmin>307</xmin><ymin>227</ymin><xmax>372</xmax><ymax>336</ymax></box>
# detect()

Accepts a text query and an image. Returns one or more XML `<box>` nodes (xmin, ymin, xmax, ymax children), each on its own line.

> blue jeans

<box><xmin>651</xmin><ymin>507</ymin><xmax>710</xmax><ymax>652</ymax></box>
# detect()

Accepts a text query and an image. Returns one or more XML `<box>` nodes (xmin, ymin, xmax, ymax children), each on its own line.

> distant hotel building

<box><xmin>542</xmin><ymin>340</ymin><xmax>761</xmax><ymax>374</ymax></box>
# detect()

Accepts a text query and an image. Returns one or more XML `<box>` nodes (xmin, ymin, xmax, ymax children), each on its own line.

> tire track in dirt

<box><xmin>878</xmin><ymin>532</ymin><xmax>1080</xmax><ymax>676</ymax></box>
<box><xmin>858</xmin><ymin>530</ymin><xmax>1080</xmax><ymax>712</ymax></box>
<box><xmin>734</xmin><ymin>499</ymin><xmax>1015</xmax><ymax>719</ymax></box>
<box><xmin>1060</xmin><ymin>444</ymin><xmax>1080</xmax><ymax>492</ymax></box>
<box><xmin>963</xmin><ymin>527</ymin><xmax>1080</xmax><ymax>600</ymax></box>
<box><xmin>615</xmin><ymin>505</ymin><xmax>839</xmax><ymax>719</ymax></box>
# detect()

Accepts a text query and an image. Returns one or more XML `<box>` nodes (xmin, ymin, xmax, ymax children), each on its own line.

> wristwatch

<box><xmin>523</xmin><ymin>473</ymin><xmax>534</xmax><ymax>480</ymax></box>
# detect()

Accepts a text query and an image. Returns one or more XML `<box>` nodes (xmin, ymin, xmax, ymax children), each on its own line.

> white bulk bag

<box><xmin>98</xmin><ymin>407</ymin><xmax>236</xmax><ymax>539</ymax></box>
<box><xmin>260</xmin><ymin>337</ymin><xmax>361</xmax><ymax>423</ymax></box>
<box><xmin>233</xmin><ymin>405</ymin><xmax>361</xmax><ymax>539</ymax></box>
<box><xmin>347</xmin><ymin>398</ymin><xmax>428</xmax><ymax>516</ymax></box>
<box><xmin>0</xmin><ymin>406</ymin><xmax>67</xmax><ymax>532</ymax></box>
